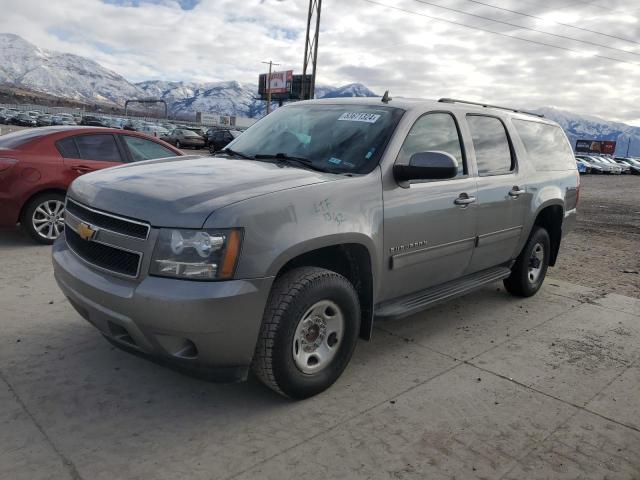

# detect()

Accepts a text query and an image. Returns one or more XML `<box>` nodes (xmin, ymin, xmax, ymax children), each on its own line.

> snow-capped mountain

<box><xmin>531</xmin><ymin>107</ymin><xmax>640</xmax><ymax>157</ymax></box>
<box><xmin>1</xmin><ymin>32</ymin><xmax>639</xmax><ymax>154</ymax></box>
<box><xmin>136</xmin><ymin>80</ymin><xmax>266</xmax><ymax>118</ymax></box>
<box><xmin>0</xmin><ymin>33</ymin><xmax>140</xmax><ymax>106</ymax></box>
<box><xmin>315</xmin><ymin>83</ymin><xmax>377</xmax><ymax>99</ymax></box>
<box><xmin>135</xmin><ymin>80</ymin><xmax>377</xmax><ymax>118</ymax></box>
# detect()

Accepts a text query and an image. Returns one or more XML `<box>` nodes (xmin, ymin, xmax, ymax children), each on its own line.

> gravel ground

<box><xmin>553</xmin><ymin>174</ymin><xmax>640</xmax><ymax>298</ymax></box>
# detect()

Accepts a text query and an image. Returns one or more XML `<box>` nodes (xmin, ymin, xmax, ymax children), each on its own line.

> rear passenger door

<box><xmin>465</xmin><ymin>115</ymin><xmax>529</xmax><ymax>272</ymax></box>
<box><xmin>57</xmin><ymin>134</ymin><xmax>124</xmax><ymax>180</ymax></box>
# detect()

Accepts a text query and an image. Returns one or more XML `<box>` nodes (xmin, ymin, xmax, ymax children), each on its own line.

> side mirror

<box><xmin>394</xmin><ymin>151</ymin><xmax>459</xmax><ymax>182</ymax></box>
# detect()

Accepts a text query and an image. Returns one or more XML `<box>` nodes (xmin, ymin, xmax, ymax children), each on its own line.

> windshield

<box><xmin>226</xmin><ymin>104</ymin><xmax>404</xmax><ymax>174</ymax></box>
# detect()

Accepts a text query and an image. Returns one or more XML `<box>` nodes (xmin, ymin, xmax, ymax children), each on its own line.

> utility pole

<box><xmin>301</xmin><ymin>0</ymin><xmax>322</xmax><ymax>100</ymax></box>
<box><xmin>626</xmin><ymin>137</ymin><xmax>631</xmax><ymax>157</ymax></box>
<box><xmin>262</xmin><ymin>60</ymin><xmax>280</xmax><ymax>114</ymax></box>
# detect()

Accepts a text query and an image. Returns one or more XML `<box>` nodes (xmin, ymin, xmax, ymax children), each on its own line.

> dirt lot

<box><xmin>554</xmin><ymin>174</ymin><xmax>640</xmax><ymax>298</ymax></box>
<box><xmin>0</xmin><ymin>172</ymin><xmax>639</xmax><ymax>479</ymax></box>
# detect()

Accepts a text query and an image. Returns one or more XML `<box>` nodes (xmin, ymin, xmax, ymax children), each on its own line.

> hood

<box><xmin>68</xmin><ymin>155</ymin><xmax>338</xmax><ymax>227</ymax></box>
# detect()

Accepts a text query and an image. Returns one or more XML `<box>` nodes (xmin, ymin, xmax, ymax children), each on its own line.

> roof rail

<box><xmin>438</xmin><ymin>98</ymin><xmax>544</xmax><ymax>118</ymax></box>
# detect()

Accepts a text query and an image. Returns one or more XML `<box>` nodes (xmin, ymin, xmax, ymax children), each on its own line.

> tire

<box><xmin>503</xmin><ymin>226</ymin><xmax>550</xmax><ymax>297</ymax></box>
<box><xmin>252</xmin><ymin>267</ymin><xmax>360</xmax><ymax>399</ymax></box>
<box><xmin>21</xmin><ymin>192</ymin><xmax>66</xmax><ymax>245</ymax></box>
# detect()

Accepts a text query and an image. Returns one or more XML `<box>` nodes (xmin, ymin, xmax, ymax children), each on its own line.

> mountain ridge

<box><xmin>1</xmin><ymin>33</ymin><xmax>639</xmax><ymax>155</ymax></box>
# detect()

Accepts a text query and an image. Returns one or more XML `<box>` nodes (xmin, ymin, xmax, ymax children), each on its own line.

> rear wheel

<box><xmin>22</xmin><ymin>192</ymin><xmax>66</xmax><ymax>244</ymax></box>
<box><xmin>503</xmin><ymin>226</ymin><xmax>550</xmax><ymax>297</ymax></box>
<box><xmin>252</xmin><ymin>267</ymin><xmax>360</xmax><ymax>399</ymax></box>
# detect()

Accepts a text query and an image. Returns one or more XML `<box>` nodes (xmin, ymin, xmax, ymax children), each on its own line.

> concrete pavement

<box><xmin>0</xmin><ymin>227</ymin><xmax>638</xmax><ymax>480</ymax></box>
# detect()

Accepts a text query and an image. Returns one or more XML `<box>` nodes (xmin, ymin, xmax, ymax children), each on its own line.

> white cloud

<box><xmin>0</xmin><ymin>0</ymin><xmax>638</xmax><ymax>122</ymax></box>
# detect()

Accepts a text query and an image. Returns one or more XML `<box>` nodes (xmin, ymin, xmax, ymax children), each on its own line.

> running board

<box><xmin>374</xmin><ymin>266</ymin><xmax>512</xmax><ymax>320</ymax></box>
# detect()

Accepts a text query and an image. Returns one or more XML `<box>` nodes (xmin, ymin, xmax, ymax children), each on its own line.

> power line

<box><xmin>464</xmin><ymin>0</ymin><xmax>640</xmax><ymax>46</ymax></box>
<box><xmin>408</xmin><ymin>0</ymin><xmax>640</xmax><ymax>57</ymax></box>
<box><xmin>361</xmin><ymin>0</ymin><xmax>640</xmax><ymax>67</ymax></box>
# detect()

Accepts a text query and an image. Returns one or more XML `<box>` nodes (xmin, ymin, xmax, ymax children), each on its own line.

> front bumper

<box><xmin>52</xmin><ymin>238</ymin><xmax>274</xmax><ymax>381</ymax></box>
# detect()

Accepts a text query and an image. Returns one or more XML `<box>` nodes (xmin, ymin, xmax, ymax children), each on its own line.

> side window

<box><xmin>512</xmin><ymin>119</ymin><xmax>575</xmax><ymax>171</ymax></box>
<box><xmin>56</xmin><ymin>137</ymin><xmax>80</xmax><ymax>158</ymax></box>
<box><xmin>74</xmin><ymin>134</ymin><xmax>122</xmax><ymax>162</ymax></box>
<box><xmin>123</xmin><ymin>136</ymin><xmax>177</xmax><ymax>162</ymax></box>
<box><xmin>396</xmin><ymin>113</ymin><xmax>466</xmax><ymax>177</ymax></box>
<box><xmin>466</xmin><ymin>115</ymin><xmax>513</xmax><ymax>176</ymax></box>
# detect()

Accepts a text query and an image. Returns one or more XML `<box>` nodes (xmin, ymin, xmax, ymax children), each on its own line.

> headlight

<box><xmin>150</xmin><ymin>228</ymin><xmax>243</xmax><ymax>280</ymax></box>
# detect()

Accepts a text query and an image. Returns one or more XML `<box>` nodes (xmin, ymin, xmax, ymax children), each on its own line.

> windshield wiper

<box><xmin>219</xmin><ymin>148</ymin><xmax>254</xmax><ymax>159</ymax></box>
<box><xmin>253</xmin><ymin>153</ymin><xmax>327</xmax><ymax>172</ymax></box>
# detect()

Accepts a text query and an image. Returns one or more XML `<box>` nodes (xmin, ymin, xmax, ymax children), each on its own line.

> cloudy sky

<box><xmin>1</xmin><ymin>0</ymin><xmax>639</xmax><ymax>124</ymax></box>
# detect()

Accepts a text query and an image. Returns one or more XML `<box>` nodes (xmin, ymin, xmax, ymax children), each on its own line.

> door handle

<box><xmin>509</xmin><ymin>186</ymin><xmax>526</xmax><ymax>197</ymax></box>
<box><xmin>454</xmin><ymin>193</ymin><xmax>476</xmax><ymax>206</ymax></box>
<box><xmin>73</xmin><ymin>165</ymin><xmax>92</xmax><ymax>174</ymax></box>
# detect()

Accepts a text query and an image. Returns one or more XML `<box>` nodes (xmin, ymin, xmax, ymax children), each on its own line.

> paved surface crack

<box><xmin>223</xmin><ymin>361</ymin><xmax>464</xmax><ymax>480</ymax></box>
<box><xmin>0</xmin><ymin>369</ymin><xmax>83</xmax><ymax>480</ymax></box>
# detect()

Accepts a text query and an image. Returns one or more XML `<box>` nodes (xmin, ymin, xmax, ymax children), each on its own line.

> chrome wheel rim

<box><xmin>32</xmin><ymin>200</ymin><xmax>65</xmax><ymax>240</ymax></box>
<box><xmin>527</xmin><ymin>242</ymin><xmax>544</xmax><ymax>283</ymax></box>
<box><xmin>292</xmin><ymin>300</ymin><xmax>344</xmax><ymax>374</ymax></box>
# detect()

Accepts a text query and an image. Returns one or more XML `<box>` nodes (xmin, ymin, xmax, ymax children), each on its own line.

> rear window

<box><xmin>513</xmin><ymin>119</ymin><xmax>575</xmax><ymax>171</ymax></box>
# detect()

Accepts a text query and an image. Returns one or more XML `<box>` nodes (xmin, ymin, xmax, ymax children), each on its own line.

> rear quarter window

<box><xmin>513</xmin><ymin>119</ymin><xmax>575</xmax><ymax>171</ymax></box>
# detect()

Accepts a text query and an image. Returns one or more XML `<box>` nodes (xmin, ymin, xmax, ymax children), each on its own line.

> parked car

<box><xmin>602</xmin><ymin>156</ymin><xmax>626</xmax><ymax>174</ymax></box>
<box><xmin>0</xmin><ymin>110</ymin><xmax>17</xmax><ymax>124</ymax></box>
<box><xmin>140</xmin><ymin>125</ymin><xmax>169</xmax><ymax>138</ymax></box>
<box><xmin>36</xmin><ymin>115</ymin><xmax>53</xmax><ymax>127</ymax></box>
<box><xmin>80</xmin><ymin>115</ymin><xmax>109</xmax><ymax>127</ymax></box>
<box><xmin>576</xmin><ymin>157</ymin><xmax>600</xmax><ymax>174</ymax></box>
<box><xmin>615</xmin><ymin>157</ymin><xmax>640</xmax><ymax>175</ymax></box>
<box><xmin>51</xmin><ymin>97</ymin><xmax>579</xmax><ymax>398</ymax></box>
<box><xmin>51</xmin><ymin>115</ymin><xmax>76</xmax><ymax>126</ymax></box>
<box><xmin>577</xmin><ymin>155</ymin><xmax>615</xmax><ymax>174</ymax></box>
<box><xmin>599</xmin><ymin>156</ymin><xmax>630</xmax><ymax>174</ymax></box>
<box><xmin>0</xmin><ymin>126</ymin><xmax>183</xmax><ymax>244</ymax></box>
<box><xmin>11</xmin><ymin>113</ymin><xmax>37</xmax><ymax>127</ymax></box>
<box><xmin>576</xmin><ymin>160</ymin><xmax>588</xmax><ymax>174</ymax></box>
<box><xmin>163</xmin><ymin>128</ymin><xmax>206</xmax><ymax>149</ymax></box>
<box><xmin>207</xmin><ymin>128</ymin><xmax>242</xmax><ymax>152</ymax></box>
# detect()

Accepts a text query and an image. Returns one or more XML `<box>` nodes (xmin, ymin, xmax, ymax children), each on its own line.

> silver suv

<box><xmin>52</xmin><ymin>97</ymin><xmax>579</xmax><ymax>398</ymax></box>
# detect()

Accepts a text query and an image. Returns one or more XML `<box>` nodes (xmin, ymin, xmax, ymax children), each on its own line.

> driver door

<box><xmin>379</xmin><ymin>112</ymin><xmax>478</xmax><ymax>302</ymax></box>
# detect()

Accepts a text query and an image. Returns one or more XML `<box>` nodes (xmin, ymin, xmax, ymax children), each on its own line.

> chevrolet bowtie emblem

<box><xmin>78</xmin><ymin>222</ymin><xmax>98</xmax><ymax>241</ymax></box>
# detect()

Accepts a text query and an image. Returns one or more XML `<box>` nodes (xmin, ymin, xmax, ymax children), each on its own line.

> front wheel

<box><xmin>252</xmin><ymin>267</ymin><xmax>360</xmax><ymax>399</ymax></box>
<box><xmin>503</xmin><ymin>226</ymin><xmax>550</xmax><ymax>297</ymax></box>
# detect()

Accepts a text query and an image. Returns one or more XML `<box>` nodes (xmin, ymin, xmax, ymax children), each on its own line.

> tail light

<box><xmin>0</xmin><ymin>157</ymin><xmax>18</xmax><ymax>173</ymax></box>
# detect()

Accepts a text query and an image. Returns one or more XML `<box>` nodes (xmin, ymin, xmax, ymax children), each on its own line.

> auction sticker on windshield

<box><xmin>338</xmin><ymin>112</ymin><xmax>381</xmax><ymax>123</ymax></box>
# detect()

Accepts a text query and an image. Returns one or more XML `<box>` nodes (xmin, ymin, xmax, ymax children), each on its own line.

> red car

<box><xmin>0</xmin><ymin>126</ymin><xmax>183</xmax><ymax>244</ymax></box>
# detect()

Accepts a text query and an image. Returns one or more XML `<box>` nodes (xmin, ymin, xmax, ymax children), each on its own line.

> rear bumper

<box><xmin>52</xmin><ymin>238</ymin><xmax>274</xmax><ymax>381</ymax></box>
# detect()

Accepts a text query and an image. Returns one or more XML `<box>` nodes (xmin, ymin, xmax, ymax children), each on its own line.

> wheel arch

<box><xmin>273</xmin><ymin>240</ymin><xmax>376</xmax><ymax>341</ymax></box>
<box><xmin>531</xmin><ymin>202</ymin><xmax>564</xmax><ymax>266</ymax></box>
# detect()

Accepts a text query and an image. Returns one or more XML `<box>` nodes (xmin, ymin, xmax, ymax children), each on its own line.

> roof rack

<box><xmin>438</xmin><ymin>98</ymin><xmax>544</xmax><ymax>118</ymax></box>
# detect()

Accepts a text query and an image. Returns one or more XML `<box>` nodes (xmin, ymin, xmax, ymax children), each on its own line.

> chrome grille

<box><xmin>64</xmin><ymin>199</ymin><xmax>149</xmax><ymax>278</ymax></box>
<box><xmin>65</xmin><ymin>228</ymin><xmax>141</xmax><ymax>277</ymax></box>
<box><xmin>66</xmin><ymin>199</ymin><xmax>149</xmax><ymax>239</ymax></box>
